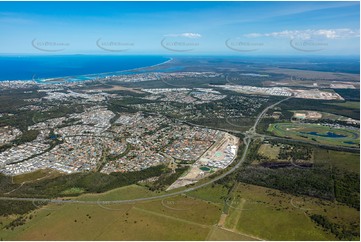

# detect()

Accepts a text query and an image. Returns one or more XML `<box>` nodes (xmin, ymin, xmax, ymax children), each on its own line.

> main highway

<box><xmin>0</xmin><ymin>97</ymin><xmax>290</xmax><ymax>205</ymax></box>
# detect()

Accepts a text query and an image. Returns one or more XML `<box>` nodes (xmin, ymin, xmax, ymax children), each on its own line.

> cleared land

<box><xmin>76</xmin><ymin>184</ymin><xmax>163</xmax><ymax>201</ymax></box>
<box><xmin>167</xmin><ymin>132</ymin><xmax>239</xmax><ymax>190</ymax></box>
<box><xmin>0</xmin><ymin>179</ymin><xmax>359</xmax><ymax>241</ymax></box>
<box><xmin>0</xmin><ymin>189</ymin><xmax>220</xmax><ymax>240</ymax></box>
<box><xmin>188</xmin><ymin>180</ymin><xmax>359</xmax><ymax>241</ymax></box>
<box><xmin>314</xmin><ymin>149</ymin><xmax>360</xmax><ymax>173</ymax></box>
<box><xmin>84</xmin><ymin>84</ymin><xmax>144</xmax><ymax>94</ymax></box>
<box><xmin>12</xmin><ymin>169</ymin><xmax>61</xmax><ymax>184</ymax></box>
<box><xmin>257</xmin><ymin>144</ymin><xmax>280</xmax><ymax>160</ymax></box>
<box><xmin>206</xmin><ymin>226</ymin><xmax>258</xmax><ymax>241</ymax></box>
<box><xmin>224</xmin><ymin>183</ymin><xmax>359</xmax><ymax>241</ymax></box>
<box><xmin>263</xmin><ymin>67</ymin><xmax>360</xmax><ymax>82</ymax></box>
<box><xmin>268</xmin><ymin>123</ymin><xmax>359</xmax><ymax>147</ymax></box>
<box><xmin>188</xmin><ymin>183</ymin><xmax>229</xmax><ymax>204</ymax></box>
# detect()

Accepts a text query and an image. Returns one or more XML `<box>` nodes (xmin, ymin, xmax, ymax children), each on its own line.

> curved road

<box><xmin>0</xmin><ymin>98</ymin><xmax>290</xmax><ymax>205</ymax></box>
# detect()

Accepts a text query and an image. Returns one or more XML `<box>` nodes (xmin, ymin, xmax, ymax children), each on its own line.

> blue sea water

<box><xmin>0</xmin><ymin>55</ymin><xmax>169</xmax><ymax>81</ymax></box>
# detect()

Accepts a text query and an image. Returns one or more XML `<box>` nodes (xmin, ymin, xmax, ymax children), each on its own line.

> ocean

<box><xmin>0</xmin><ymin>55</ymin><xmax>170</xmax><ymax>82</ymax></box>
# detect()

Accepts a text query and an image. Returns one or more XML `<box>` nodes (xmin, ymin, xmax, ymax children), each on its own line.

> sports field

<box><xmin>268</xmin><ymin>123</ymin><xmax>359</xmax><ymax>147</ymax></box>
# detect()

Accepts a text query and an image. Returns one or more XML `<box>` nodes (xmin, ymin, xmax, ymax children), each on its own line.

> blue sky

<box><xmin>0</xmin><ymin>1</ymin><xmax>359</xmax><ymax>55</ymax></box>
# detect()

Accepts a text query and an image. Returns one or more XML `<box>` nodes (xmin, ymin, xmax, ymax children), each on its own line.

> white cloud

<box><xmin>165</xmin><ymin>33</ymin><xmax>202</xmax><ymax>38</ymax></box>
<box><xmin>244</xmin><ymin>29</ymin><xmax>359</xmax><ymax>40</ymax></box>
<box><xmin>0</xmin><ymin>12</ymin><xmax>40</xmax><ymax>25</ymax></box>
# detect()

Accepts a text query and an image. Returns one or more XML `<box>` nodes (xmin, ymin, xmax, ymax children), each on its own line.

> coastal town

<box><xmin>0</xmin><ymin>70</ymin><xmax>356</xmax><ymax>180</ymax></box>
<box><xmin>0</xmin><ymin>1</ymin><xmax>360</xmax><ymax>241</ymax></box>
<box><xmin>0</xmin><ymin>102</ymin><xmax>239</xmax><ymax>180</ymax></box>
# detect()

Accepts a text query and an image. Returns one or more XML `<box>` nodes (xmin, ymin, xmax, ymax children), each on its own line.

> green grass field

<box><xmin>187</xmin><ymin>183</ymin><xmax>229</xmax><ymax>204</ymax></box>
<box><xmin>328</xmin><ymin>101</ymin><xmax>360</xmax><ymax>110</ymax></box>
<box><xmin>225</xmin><ymin>183</ymin><xmax>359</xmax><ymax>241</ymax></box>
<box><xmin>0</xmin><ymin>184</ymin><xmax>225</xmax><ymax>241</ymax></box>
<box><xmin>60</xmin><ymin>187</ymin><xmax>86</xmax><ymax>196</ymax></box>
<box><xmin>257</xmin><ymin>144</ymin><xmax>280</xmax><ymax>160</ymax></box>
<box><xmin>0</xmin><ymin>196</ymin><xmax>217</xmax><ymax>240</ymax></box>
<box><xmin>186</xmin><ymin>181</ymin><xmax>359</xmax><ymax>241</ymax></box>
<box><xmin>75</xmin><ymin>184</ymin><xmax>163</xmax><ymax>201</ymax></box>
<box><xmin>314</xmin><ymin>149</ymin><xmax>360</xmax><ymax>173</ymax></box>
<box><xmin>268</xmin><ymin>123</ymin><xmax>359</xmax><ymax>147</ymax></box>
<box><xmin>12</xmin><ymin>169</ymin><xmax>61</xmax><ymax>184</ymax></box>
<box><xmin>206</xmin><ymin>226</ymin><xmax>258</xmax><ymax>241</ymax></box>
<box><xmin>1</xmin><ymin>180</ymin><xmax>359</xmax><ymax>240</ymax></box>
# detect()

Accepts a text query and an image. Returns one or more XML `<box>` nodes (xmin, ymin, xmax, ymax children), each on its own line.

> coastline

<box><xmin>40</xmin><ymin>56</ymin><xmax>173</xmax><ymax>83</ymax></box>
<box><xmin>1</xmin><ymin>56</ymin><xmax>173</xmax><ymax>83</ymax></box>
<box><xmin>137</xmin><ymin>57</ymin><xmax>173</xmax><ymax>70</ymax></box>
